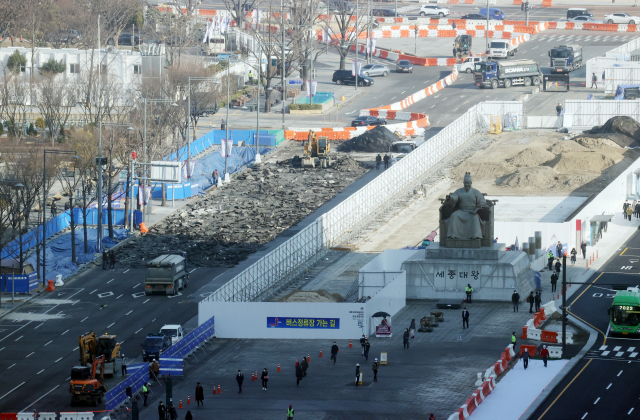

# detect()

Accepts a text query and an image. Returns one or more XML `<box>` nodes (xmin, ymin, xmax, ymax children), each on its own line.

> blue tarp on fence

<box><xmin>106</xmin><ymin>363</ymin><xmax>149</xmax><ymax>410</ymax></box>
<box><xmin>166</xmin><ymin>130</ymin><xmax>276</xmax><ymax>162</ymax></box>
<box><xmin>190</xmin><ymin>147</ymin><xmax>270</xmax><ymax>192</ymax></box>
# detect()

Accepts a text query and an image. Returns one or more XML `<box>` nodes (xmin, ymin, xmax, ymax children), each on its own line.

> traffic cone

<box><xmin>179</xmin><ymin>400</ymin><xmax>183</xmax><ymax>409</ymax></box>
<box><xmin>349</xmin><ymin>339</ymin><xmax>353</xmax><ymax>348</ymax></box>
<box><xmin>319</xmin><ymin>349</ymin><xmax>323</xmax><ymax>357</ymax></box>
<box><xmin>217</xmin><ymin>385</ymin><xmax>221</xmax><ymax>394</ymax></box>
<box><xmin>597</xmin><ymin>250</ymin><xmax>599</xmax><ymax>259</ymax></box>
<box><xmin>213</xmin><ymin>386</ymin><xmax>217</xmax><ymax>395</ymax></box>
<box><xmin>277</xmin><ymin>363</ymin><xmax>281</xmax><ymax>372</ymax></box>
<box><xmin>187</xmin><ymin>396</ymin><xmax>191</xmax><ymax>404</ymax></box>
<box><xmin>307</xmin><ymin>353</ymin><xmax>311</xmax><ymax>362</ymax></box>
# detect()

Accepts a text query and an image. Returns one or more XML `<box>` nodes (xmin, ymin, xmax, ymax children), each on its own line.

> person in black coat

<box><xmin>158</xmin><ymin>402</ymin><xmax>166</xmax><ymax>420</ymax></box>
<box><xmin>581</xmin><ymin>241</ymin><xmax>587</xmax><ymax>259</ymax></box>
<box><xmin>236</xmin><ymin>370</ymin><xmax>244</xmax><ymax>393</ymax></box>
<box><xmin>261</xmin><ymin>368</ymin><xmax>269</xmax><ymax>390</ymax></box>
<box><xmin>403</xmin><ymin>328</ymin><xmax>410</xmax><ymax>349</ymax></box>
<box><xmin>550</xmin><ymin>271</ymin><xmax>558</xmax><ymax>293</ymax></box>
<box><xmin>330</xmin><ymin>341</ymin><xmax>339</xmax><ymax>364</ymax></box>
<box><xmin>363</xmin><ymin>340</ymin><xmax>371</xmax><ymax>360</ymax></box>
<box><xmin>360</xmin><ymin>334</ymin><xmax>366</xmax><ymax>355</ymax></box>
<box><xmin>462</xmin><ymin>307</ymin><xmax>469</xmax><ymax>329</ymax></box>
<box><xmin>195</xmin><ymin>382</ymin><xmax>204</xmax><ymax>406</ymax></box>
<box><xmin>355</xmin><ymin>363</ymin><xmax>361</xmax><ymax>386</ymax></box>
<box><xmin>185</xmin><ymin>411</ymin><xmax>193</xmax><ymax>420</ymax></box>
<box><xmin>555</xmin><ymin>241</ymin><xmax>563</xmax><ymax>258</ymax></box>
<box><xmin>383</xmin><ymin>154</ymin><xmax>390</xmax><ymax>169</ymax></box>
<box><xmin>296</xmin><ymin>362</ymin><xmax>303</xmax><ymax>386</ymax></box>
<box><xmin>555</xmin><ymin>259</ymin><xmax>562</xmax><ymax>274</ymax></box>
<box><xmin>375</xmin><ymin>154</ymin><xmax>382</xmax><ymax>170</ymax></box>
<box><xmin>521</xmin><ymin>348</ymin><xmax>530</xmax><ymax>370</ymax></box>
<box><xmin>534</xmin><ymin>292</ymin><xmax>542</xmax><ymax>312</ymax></box>
<box><xmin>512</xmin><ymin>290</ymin><xmax>520</xmax><ymax>312</ymax></box>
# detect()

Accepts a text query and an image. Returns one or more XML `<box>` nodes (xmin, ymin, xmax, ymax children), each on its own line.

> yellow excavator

<box><xmin>302</xmin><ymin>130</ymin><xmax>332</xmax><ymax>168</ymax></box>
<box><xmin>79</xmin><ymin>332</ymin><xmax>121</xmax><ymax>378</ymax></box>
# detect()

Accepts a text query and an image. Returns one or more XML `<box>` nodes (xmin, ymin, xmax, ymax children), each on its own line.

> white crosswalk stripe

<box><xmin>602</xmin><ymin>351</ymin><xmax>610</xmax><ymax>356</ymax></box>
<box><xmin>614</xmin><ymin>346</ymin><xmax>622</xmax><ymax>351</ymax></box>
<box><xmin>631</xmin><ymin>352</ymin><xmax>638</xmax><ymax>358</ymax></box>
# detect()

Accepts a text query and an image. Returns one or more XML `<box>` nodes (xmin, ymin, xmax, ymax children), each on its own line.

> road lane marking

<box><xmin>631</xmin><ymin>352</ymin><xmax>638</xmax><ymax>358</ymax></box>
<box><xmin>618</xmin><ymin>370</ymin><xmax>623</xmax><ymax>376</ymax></box>
<box><xmin>600</xmin><ymin>345</ymin><xmax>607</xmax><ymax>351</ymax></box>
<box><xmin>400</xmin><ymin>91</ymin><xmax>405</xmax><ymax>94</ymax></box>
<box><xmin>616</xmin><ymin>352</ymin><xmax>624</xmax><ymax>357</ymax></box>
<box><xmin>629</xmin><ymin>408</ymin><xmax>635</xmax><ymax>415</ymax></box>
<box><xmin>0</xmin><ymin>381</ymin><xmax>25</xmax><ymax>400</ymax></box>
<box><xmin>135</xmin><ymin>328</ymin><xmax>143</xmax><ymax>334</ymax></box>
<box><xmin>621</xmin><ymin>248</ymin><xmax>628</xmax><ymax>256</ymax></box>
<box><xmin>189</xmin><ymin>268</ymin><xmax>197</xmax><ymax>273</ymax></box>
<box><xmin>61</xmin><ymin>329</ymin><xmax>69</xmax><ymax>335</ymax></box>
<box><xmin>615</xmin><ymin>346</ymin><xmax>622</xmax><ymax>351</ymax></box>
<box><xmin>133</xmin><ymin>283</ymin><xmax>140</xmax><ymax>288</ymax></box>
<box><xmin>26</xmin><ymin>352</ymin><xmax>34</xmax><ymax>358</ymax></box>
<box><xmin>81</xmin><ymin>317</ymin><xmax>88</xmax><ymax>322</ymax></box>
<box><xmin>73</xmin><ymin>347</ymin><xmax>78</xmax><ymax>351</ymax></box>
<box><xmin>594</xmin><ymin>397</ymin><xmax>600</xmax><ymax>404</ymax></box>
<box><xmin>536</xmin><ymin>359</ymin><xmax>592</xmax><ymax>420</ymax></box>
<box><xmin>0</xmin><ymin>347</ymin><xmax>4</xmax><ymax>352</ymax></box>
<box><xmin>21</xmin><ymin>385</ymin><xmax>60</xmax><ymax>411</ymax></box>
<box><xmin>152</xmin><ymin>318</ymin><xmax>156</xmax><ymax>322</ymax></box>
<box><xmin>55</xmin><ymin>357</ymin><xmax>62</xmax><ymax>362</ymax></box>
<box><xmin>15</xmin><ymin>335</ymin><xmax>23</xmax><ymax>341</ymax></box>
<box><xmin>44</xmin><ymin>340</ymin><xmax>52</xmax><ymax>346</ymax></box>
<box><xmin>34</xmin><ymin>323</ymin><xmax>43</xmax><ymax>329</ymax></box>
<box><xmin>89</xmin><ymin>289</ymin><xmax>98</xmax><ymax>294</ymax></box>
<box><xmin>107</xmin><ymin>278</ymin><xmax>115</xmax><ymax>284</ymax></box>
<box><xmin>116</xmin><ymin>294</ymin><xmax>123</xmax><ymax>299</ymax></box>
<box><xmin>629</xmin><ymin>347</ymin><xmax>636</xmax><ymax>352</ymax></box>
<box><xmin>607</xmin><ymin>383</ymin><xmax>612</xmax><ymax>389</ymax></box>
<box><xmin>123</xmin><ymin>269</ymin><xmax>130</xmax><ymax>274</ymax></box>
<box><xmin>37</xmin><ymin>369</ymin><xmax>45</xmax><ymax>374</ymax></box>
<box><xmin>7</xmin><ymin>363</ymin><xmax>15</xmax><ymax>369</ymax></box>
<box><xmin>581</xmin><ymin>413</ymin><xmax>587</xmax><ymax>419</ymax></box>
<box><xmin>126</xmin><ymin>310</ymin><xmax>133</xmax><ymax>315</ymax></box>
<box><xmin>108</xmin><ymin>322</ymin><xmax>115</xmax><ymax>328</ymax></box>
<box><xmin>143</xmin><ymin>299</ymin><xmax>150</xmax><ymax>304</ymax></box>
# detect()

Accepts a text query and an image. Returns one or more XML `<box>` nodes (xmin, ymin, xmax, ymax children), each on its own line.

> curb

<box><xmin>518</xmin><ymin>312</ymin><xmax>597</xmax><ymax>419</ymax></box>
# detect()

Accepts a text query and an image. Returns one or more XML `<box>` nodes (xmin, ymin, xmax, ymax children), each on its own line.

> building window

<box><xmin>70</xmin><ymin>64</ymin><xmax>80</xmax><ymax>74</ymax></box>
<box><xmin>133</xmin><ymin>64</ymin><xmax>141</xmax><ymax>75</ymax></box>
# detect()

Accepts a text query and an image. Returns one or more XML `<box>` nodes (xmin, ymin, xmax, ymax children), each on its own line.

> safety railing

<box><xmin>162</xmin><ymin>318</ymin><xmax>215</xmax><ymax>359</ymax></box>
<box><xmin>105</xmin><ymin>363</ymin><xmax>149</xmax><ymax>411</ymax></box>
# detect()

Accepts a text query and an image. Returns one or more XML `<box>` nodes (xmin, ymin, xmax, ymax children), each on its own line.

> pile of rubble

<box><xmin>115</xmin><ymin>156</ymin><xmax>368</xmax><ymax>267</ymax></box>
<box><xmin>337</xmin><ymin>126</ymin><xmax>399</xmax><ymax>152</ymax></box>
<box><xmin>582</xmin><ymin>115</ymin><xmax>640</xmax><ymax>148</ymax></box>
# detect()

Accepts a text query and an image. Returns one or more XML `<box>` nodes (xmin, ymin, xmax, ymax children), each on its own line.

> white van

<box><xmin>206</xmin><ymin>36</ymin><xmax>225</xmax><ymax>56</ymax></box>
<box><xmin>160</xmin><ymin>324</ymin><xmax>185</xmax><ymax>346</ymax></box>
<box><xmin>458</xmin><ymin>56</ymin><xmax>485</xmax><ymax>73</ymax></box>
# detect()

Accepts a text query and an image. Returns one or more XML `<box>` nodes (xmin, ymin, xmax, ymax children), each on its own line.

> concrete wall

<box><xmin>198</xmin><ymin>301</ymin><xmax>365</xmax><ymax>339</ymax></box>
<box><xmin>365</xmin><ymin>271</ymin><xmax>406</xmax><ymax>337</ymax></box>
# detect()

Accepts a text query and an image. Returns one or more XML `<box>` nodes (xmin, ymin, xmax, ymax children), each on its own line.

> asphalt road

<box><xmin>532</xmin><ymin>227</ymin><xmax>640</xmax><ymax>420</ymax></box>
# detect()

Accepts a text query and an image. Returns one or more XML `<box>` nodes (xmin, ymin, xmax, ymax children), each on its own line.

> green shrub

<box><xmin>0</xmin><ymin>123</ymin><xmax>4</xmax><ymax>136</ymax></box>
<box><xmin>35</xmin><ymin>117</ymin><xmax>46</xmax><ymax>129</ymax></box>
<box><xmin>27</xmin><ymin>123</ymin><xmax>36</xmax><ymax>136</ymax></box>
<box><xmin>6</xmin><ymin>50</ymin><xmax>26</xmax><ymax>74</ymax></box>
<box><xmin>40</xmin><ymin>58</ymin><xmax>66</xmax><ymax>74</ymax></box>
<box><xmin>289</xmin><ymin>104</ymin><xmax>322</xmax><ymax>111</ymax></box>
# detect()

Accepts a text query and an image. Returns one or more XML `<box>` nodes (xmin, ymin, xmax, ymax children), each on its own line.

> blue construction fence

<box><xmin>0</xmin><ymin>272</ymin><xmax>38</xmax><ymax>293</ymax></box>
<box><xmin>106</xmin><ymin>363</ymin><xmax>149</xmax><ymax>411</ymax></box>
<box><xmin>162</xmin><ymin>317</ymin><xmax>214</xmax><ymax>359</ymax></box>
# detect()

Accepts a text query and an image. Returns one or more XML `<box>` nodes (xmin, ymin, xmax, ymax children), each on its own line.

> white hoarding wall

<box><xmin>564</xmin><ymin>100</ymin><xmax>640</xmax><ymax>129</ymax></box>
<box><xmin>366</xmin><ymin>271</ymin><xmax>406</xmax><ymax>337</ymax></box>
<box><xmin>198</xmin><ymin>301</ymin><xmax>366</xmax><ymax>339</ymax></box>
<box><xmin>358</xmin><ymin>249</ymin><xmax>418</xmax><ymax>299</ymax></box>
<box><xmin>604</xmin><ymin>64</ymin><xmax>640</xmax><ymax>93</ymax></box>
<box><xmin>586</xmin><ymin>57</ymin><xmax>622</xmax><ymax>90</ymax></box>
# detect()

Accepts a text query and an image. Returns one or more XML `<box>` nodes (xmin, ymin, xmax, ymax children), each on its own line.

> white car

<box><xmin>604</xmin><ymin>13</ymin><xmax>640</xmax><ymax>24</ymax></box>
<box><xmin>569</xmin><ymin>16</ymin><xmax>603</xmax><ymax>23</ymax></box>
<box><xmin>160</xmin><ymin>324</ymin><xmax>185</xmax><ymax>346</ymax></box>
<box><xmin>458</xmin><ymin>56</ymin><xmax>485</xmax><ymax>73</ymax></box>
<box><xmin>419</xmin><ymin>5</ymin><xmax>450</xmax><ymax>17</ymax></box>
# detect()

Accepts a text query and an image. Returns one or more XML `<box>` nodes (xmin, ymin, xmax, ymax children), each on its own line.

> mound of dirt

<box><xmin>498</xmin><ymin>166</ymin><xmax>559</xmax><ymax>188</ymax></box>
<box><xmin>573</xmin><ymin>136</ymin><xmax>622</xmax><ymax>149</ymax></box>
<box><xmin>543</xmin><ymin>151</ymin><xmax>618</xmax><ymax>173</ymax></box>
<box><xmin>547</xmin><ymin>140</ymin><xmax>589</xmax><ymax>154</ymax></box>
<box><xmin>506</xmin><ymin>147</ymin><xmax>555</xmax><ymax>167</ymax></box>
<box><xmin>450</xmin><ymin>162</ymin><xmax>514</xmax><ymax>180</ymax></box>
<box><xmin>338</xmin><ymin>125</ymin><xmax>399</xmax><ymax>152</ymax></box>
<box><xmin>279</xmin><ymin>289</ymin><xmax>339</xmax><ymax>302</ymax></box>
<box><xmin>585</xmin><ymin>116</ymin><xmax>640</xmax><ymax>148</ymax></box>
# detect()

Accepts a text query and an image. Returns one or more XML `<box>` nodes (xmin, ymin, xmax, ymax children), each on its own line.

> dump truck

<box><xmin>454</xmin><ymin>34</ymin><xmax>472</xmax><ymax>58</ymax></box>
<box><xmin>69</xmin><ymin>355</ymin><xmax>106</xmax><ymax>407</ymax></box>
<box><xmin>145</xmin><ymin>252</ymin><xmax>189</xmax><ymax>296</ymax></box>
<box><xmin>487</xmin><ymin>39</ymin><xmax>517</xmax><ymax>59</ymax></box>
<box><xmin>474</xmin><ymin>59</ymin><xmax>543</xmax><ymax>89</ymax></box>
<box><xmin>302</xmin><ymin>130</ymin><xmax>332</xmax><ymax>168</ymax></box>
<box><xmin>79</xmin><ymin>332</ymin><xmax>121</xmax><ymax>377</ymax></box>
<box><xmin>548</xmin><ymin>44</ymin><xmax>582</xmax><ymax>73</ymax></box>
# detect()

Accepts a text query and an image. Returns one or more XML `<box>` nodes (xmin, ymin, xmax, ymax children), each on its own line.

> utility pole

<box><xmin>97</xmin><ymin>14</ymin><xmax>103</xmax><ymax>252</ymax></box>
<box><xmin>367</xmin><ymin>0</ymin><xmax>371</xmax><ymax>64</ymax></box>
<box><xmin>485</xmin><ymin>0</ymin><xmax>489</xmax><ymax>52</ymax></box>
<box><xmin>525</xmin><ymin>1</ymin><xmax>530</xmax><ymax>26</ymax></box>
<box><xmin>562</xmin><ymin>254</ymin><xmax>567</xmax><ymax>356</ymax></box>
<box><xmin>415</xmin><ymin>25</ymin><xmax>418</xmax><ymax>56</ymax></box>
<box><xmin>355</xmin><ymin>0</ymin><xmax>359</xmax><ymax>90</ymax></box>
<box><xmin>281</xmin><ymin>0</ymin><xmax>286</xmax><ymax>130</ymax></box>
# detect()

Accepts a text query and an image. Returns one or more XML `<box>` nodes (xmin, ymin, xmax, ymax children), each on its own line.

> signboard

<box><xmin>266</xmin><ymin>317</ymin><xmax>340</xmax><ymax>329</ymax></box>
<box><xmin>587</xmin><ymin>94</ymin><xmax>593</xmax><ymax>100</ymax></box>
<box><xmin>159</xmin><ymin>357</ymin><xmax>184</xmax><ymax>376</ymax></box>
<box><xmin>380</xmin><ymin>352</ymin><xmax>387</xmax><ymax>365</ymax></box>
<box><xmin>150</xmin><ymin>161</ymin><xmax>182</xmax><ymax>183</ymax></box>
<box><xmin>375</xmin><ymin>325</ymin><xmax>391</xmax><ymax>337</ymax></box>
<box><xmin>288</xmin><ymin>79</ymin><xmax>303</xmax><ymax>85</ymax></box>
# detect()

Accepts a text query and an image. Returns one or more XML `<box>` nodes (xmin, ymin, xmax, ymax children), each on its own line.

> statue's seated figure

<box><xmin>439</xmin><ymin>172</ymin><xmax>495</xmax><ymax>248</ymax></box>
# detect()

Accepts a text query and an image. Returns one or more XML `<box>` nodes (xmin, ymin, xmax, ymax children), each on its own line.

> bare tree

<box><xmin>0</xmin><ymin>70</ymin><xmax>29</xmax><ymax>140</ymax></box>
<box><xmin>224</xmin><ymin>0</ymin><xmax>256</xmax><ymax>28</ymax></box>
<box><xmin>0</xmin><ymin>0</ymin><xmax>26</xmax><ymax>48</ymax></box>
<box><xmin>35</xmin><ymin>74</ymin><xmax>74</xmax><ymax>143</ymax></box>
<box><xmin>92</xmin><ymin>0</ymin><xmax>141</xmax><ymax>47</ymax></box>
<box><xmin>320</xmin><ymin>0</ymin><xmax>368</xmax><ymax>70</ymax></box>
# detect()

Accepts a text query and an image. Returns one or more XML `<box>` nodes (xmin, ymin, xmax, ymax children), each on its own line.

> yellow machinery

<box><xmin>69</xmin><ymin>355</ymin><xmax>106</xmax><ymax>407</ymax></box>
<box><xmin>302</xmin><ymin>130</ymin><xmax>332</xmax><ymax>168</ymax></box>
<box><xmin>79</xmin><ymin>332</ymin><xmax>121</xmax><ymax>378</ymax></box>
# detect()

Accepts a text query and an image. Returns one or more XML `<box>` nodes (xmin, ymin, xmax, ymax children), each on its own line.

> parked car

<box><xmin>46</xmin><ymin>30</ymin><xmax>82</xmax><ymax>45</ymax></box>
<box><xmin>351</xmin><ymin>116</ymin><xmax>386</xmax><ymax>127</ymax></box>
<box><xmin>396</xmin><ymin>60</ymin><xmax>413</xmax><ymax>73</ymax></box>
<box><xmin>332</xmin><ymin>69</ymin><xmax>374</xmax><ymax>86</ymax></box>
<box><xmin>419</xmin><ymin>5</ymin><xmax>449</xmax><ymax>17</ymax></box>
<box><xmin>569</xmin><ymin>16</ymin><xmax>603</xmax><ymax>23</ymax></box>
<box><xmin>461</xmin><ymin>14</ymin><xmax>487</xmax><ymax>20</ymax></box>
<box><xmin>605</xmin><ymin>13</ymin><xmax>640</xmax><ymax>24</ymax></box>
<box><xmin>566</xmin><ymin>8</ymin><xmax>593</xmax><ymax>20</ymax></box>
<box><xmin>371</xmin><ymin>9</ymin><xmax>404</xmax><ymax>17</ymax></box>
<box><xmin>108</xmin><ymin>33</ymin><xmax>142</xmax><ymax>46</ymax></box>
<box><xmin>326</xmin><ymin>0</ymin><xmax>353</xmax><ymax>13</ymax></box>
<box><xmin>361</xmin><ymin>64</ymin><xmax>391</xmax><ymax>77</ymax></box>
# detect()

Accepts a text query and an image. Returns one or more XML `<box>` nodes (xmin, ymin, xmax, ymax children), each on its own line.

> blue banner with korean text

<box><xmin>267</xmin><ymin>317</ymin><xmax>340</xmax><ymax>329</ymax></box>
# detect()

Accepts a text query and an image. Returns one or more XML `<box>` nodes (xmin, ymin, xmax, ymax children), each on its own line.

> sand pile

<box><xmin>543</xmin><ymin>152</ymin><xmax>618</xmax><ymax>173</ymax></box>
<box><xmin>498</xmin><ymin>166</ymin><xmax>558</xmax><ymax>188</ymax></box>
<box><xmin>506</xmin><ymin>147</ymin><xmax>555</xmax><ymax>167</ymax></box>
<box><xmin>279</xmin><ymin>289</ymin><xmax>342</xmax><ymax>302</ymax></box>
<box><xmin>574</xmin><ymin>136</ymin><xmax>622</xmax><ymax>149</ymax></box>
<box><xmin>547</xmin><ymin>140</ymin><xmax>588</xmax><ymax>154</ymax></box>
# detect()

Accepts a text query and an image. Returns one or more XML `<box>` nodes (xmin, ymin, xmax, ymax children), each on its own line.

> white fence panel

<box><xmin>478</xmin><ymin>101</ymin><xmax>524</xmax><ymax>129</ymax></box>
<box><xmin>565</xmin><ymin>100</ymin><xmax>640</xmax><ymax>128</ymax></box>
<box><xmin>604</xmin><ymin>65</ymin><xmax>640</xmax><ymax>93</ymax></box>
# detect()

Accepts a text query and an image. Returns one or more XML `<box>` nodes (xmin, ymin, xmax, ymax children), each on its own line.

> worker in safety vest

<box><xmin>142</xmin><ymin>383</ymin><xmax>149</xmax><ymax>406</ymax></box>
<box><xmin>511</xmin><ymin>332</ymin><xmax>517</xmax><ymax>351</ymax></box>
<box><xmin>287</xmin><ymin>405</ymin><xmax>294</xmax><ymax>420</ymax></box>
<box><xmin>465</xmin><ymin>284</ymin><xmax>473</xmax><ymax>303</ymax></box>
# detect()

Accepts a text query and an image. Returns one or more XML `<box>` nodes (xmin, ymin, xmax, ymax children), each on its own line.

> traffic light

<box><xmin>95</xmin><ymin>157</ymin><xmax>108</xmax><ymax>166</ymax></box>
<box><xmin>524</xmin><ymin>2</ymin><xmax>529</xmax><ymax>12</ymax></box>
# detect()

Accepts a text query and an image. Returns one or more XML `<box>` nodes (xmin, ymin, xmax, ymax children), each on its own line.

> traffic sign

<box><xmin>587</xmin><ymin>94</ymin><xmax>593</xmax><ymax>100</ymax></box>
<box><xmin>289</xmin><ymin>79</ymin><xmax>303</xmax><ymax>85</ymax></box>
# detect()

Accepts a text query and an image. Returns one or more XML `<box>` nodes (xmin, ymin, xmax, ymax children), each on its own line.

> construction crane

<box><xmin>78</xmin><ymin>332</ymin><xmax>121</xmax><ymax>377</ymax></box>
<box><xmin>302</xmin><ymin>130</ymin><xmax>332</xmax><ymax>168</ymax></box>
<box><xmin>69</xmin><ymin>355</ymin><xmax>107</xmax><ymax>407</ymax></box>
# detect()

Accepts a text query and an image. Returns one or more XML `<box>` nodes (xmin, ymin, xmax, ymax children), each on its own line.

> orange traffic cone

<box><xmin>217</xmin><ymin>385</ymin><xmax>221</xmax><ymax>394</ymax></box>
<box><xmin>213</xmin><ymin>386</ymin><xmax>217</xmax><ymax>395</ymax></box>
<box><xmin>307</xmin><ymin>353</ymin><xmax>311</xmax><ymax>362</ymax></box>
<box><xmin>319</xmin><ymin>349</ymin><xmax>323</xmax><ymax>357</ymax></box>
<box><xmin>277</xmin><ymin>363</ymin><xmax>281</xmax><ymax>372</ymax></box>
<box><xmin>187</xmin><ymin>396</ymin><xmax>191</xmax><ymax>404</ymax></box>
<box><xmin>349</xmin><ymin>339</ymin><xmax>353</xmax><ymax>348</ymax></box>
<box><xmin>597</xmin><ymin>250</ymin><xmax>599</xmax><ymax>259</ymax></box>
<box><xmin>179</xmin><ymin>400</ymin><xmax>183</xmax><ymax>409</ymax></box>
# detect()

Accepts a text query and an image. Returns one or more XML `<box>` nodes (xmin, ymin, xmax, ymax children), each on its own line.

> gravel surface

<box><xmin>115</xmin><ymin>154</ymin><xmax>368</xmax><ymax>267</ymax></box>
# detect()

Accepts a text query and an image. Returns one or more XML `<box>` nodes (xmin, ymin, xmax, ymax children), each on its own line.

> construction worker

<box><xmin>355</xmin><ymin>363</ymin><xmax>361</xmax><ymax>386</ymax></box>
<box><xmin>465</xmin><ymin>284</ymin><xmax>473</xmax><ymax>303</ymax></box>
<box><xmin>287</xmin><ymin>405</ymin><xmax>294</xmax><ymax>420</ymax></box>
<box><xmin>142</xmin><ymin>383</ymin><xmax>149</xmax><ymax>406</ymax></box>
<box><xmin>511</xmin><ymin>331</ymin><xmax>517</xmax><ymax>350</ymax></box>
<box><xmin>249</xmin><ymin>70</ymin><xmax>254</xmax><ymax>84</ymax></box>
<box><xmin>121</xmin><ymin>354</ymin><xmax>127</xmax><ymax>377</ymax></box>
<box><xmin>372</xmin><ymin>358</ymin><xmax>379</xmax><ymax>382</ymax></box>
<box><xmin>547</xmin><ymin>251</ymin><xmax>554</xmax><ymax>270</ymax></box>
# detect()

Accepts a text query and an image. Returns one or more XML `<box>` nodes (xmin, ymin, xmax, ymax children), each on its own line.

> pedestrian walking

<box><xmin>185</xmin><ymin>411</ymin><xmax>192</xmax><ymax>420</ymax></box>
<box><xmin>556</xmin><ymin>103</ymin><xmax>562</xmax><ymax>116</ymax></box>
<box><xmin>372</xmin><ymin>358</ymin><xmax>379</xmax><ymax>382</ymax></box>
<box><xmin>330</xmin><ymin>341</ymin><xmax>339</xmax><ymax>364</ymax></box>
<box><xmin>512</xmin><ymin>290</ymin><xmax>520</xmax><ymax>312</ymax></box>
<box><xmin>375</xmin><ymin>154</ymin><xmax>381</xmax><ymax>170</ymax></box>
<box><xmin>636</xmin><ymin>202</ymin><xmax>640</xmax><ymax>218</ymax></box>
<box><xmin>591</xmin><ymin>72</ymin><xmax>598</xmax><ymax>88</ymax></box>
<box><xmin>195</xmin><ymin>382</ymin><xmax>204</xmax><ymax>406</ymax></box>
<box><xmin>301</xmin><ymin>356</ymin><xmax>308</xmax><ymax>376</ymax></box>
<box><xmin>236</xmin><ymin>370</ymin><xmax>244</xmax><ymax>393</ymax></box>
<box><xmin>570</xmin><ymin>247</ymin><xmax>577</xmax><ymax>266</ymax></box>
<box><xmin>624</xmin><ymin>201</ymin><xmax>630</xmax><ymax>220</ymax></box>
<box><xmin>360</xmin><ymin>334</ymin><xmax>366</xmax><ymax>355</ymax></box>
<box><xmin>158</xmin><ymin>402</ymin><xmax>166</xmax><ymax>420</ymax></box>
<box><xmin>142</xmin><ymin>383</ymin><xmax>149</xmax><ymax>406</ymax></box>
<box><xmin>626</xmin><ymin>205</ymin><xmax>633</xmax><ymax>221</ymax></box>
<box><xmin>452</xmin><ymin>47</ymin><xmax>457</xmax><ymax>58</ymax></box>
<box><xmin>295</xmin><ymin>362</ymin><xmax>303</xmax><ymax>386</ymax></box>
<box><xmin>581</xmin><ymin>241</ymin><xmax>587</xmax><ymax>259</ymax></box>
<box><xmin>103</xmin><ymin>248</ymin><xmax>109</xmax><ymax>270</ymax></box>
<box><xmin>364</xmin><ymin>340</ymin><xmax>371</xmax><ymax>361</ymax></box>
<box><xmin>121</xmin><ymin>354</ymin><xmax>127</xmax><ymax>377</ymax></box>
<box><xmin>555</xmin><ymin>241</ymin><xmax>563</xmax><ymax>258</ymax></box>
<box><xmin>521</xmin><ymin>348</ymin><xmax>529</xmax><ymax>370</ymax></box>
<box><xmin>547</xmin><ymin>251</ymin><xmax>554</xmax><ymax>270</ymax></box>
<box><xmin>534</xmin><ymin>292</ymin><xmax>541</xmax><ymax>313</ymax></box>
<box><xmin>383</xmin><ymin>153</ymin><xmax>390</xmax><ymax>169</ymax></box>
<box><xmin>50</xmin><ymin>201</ymin><xmax>57</xmax><ymax>216</ymax></box>
<box><xmin>212</xmin><ymin>169</ymin><xmax>219</xmax><ymax>186</ymax></box>
<box><xmin>462</xmin><ymin>307</ymin><xmax>469</xmax><ymax>329</ymax></box>
<box><xmin>555</xmin><ymin>258</ymin><xmax>562</xmax><ymax>274</ymax></box>
<box><xmin>410</xmin><ymin>318</ymin><xmax>416</xmax><ymax>338</ymax></box>
<box><xmin>511</xmin><ymin>332</ymin><xmax>517</xmax><ymax>351</ymax></box>
<box><xmin>109</xmin><ymin>250</ymin><xmax>116</xmax><ymax>271</ymax></box>
<box><xmin>261</xmin><ymin>368</ymin><xmax>269</xmax><ymax>390</ymax></box>
<box><xmin>452</xmin><ymin>21</ymin><xmax>457</xmax><ymax>30</ymax></box>
<box><xmin>248</xmin><ymin>70</ymin><xmax>254</xmax><ymax>84</ymax></box>
<box><xmin>551</xmin><ymin>271</ymin><xmax>558</xmax><ymax>293</ymax></box>
<box><xmin>465</xmin><ymin>284</ymin><xmax>473</xmax><ymax>303</ymax></box>
<box><xmin>527</xmin><ymin>292</ymin><xmax>534</xmax><ymax>313</ymax></box>
<box><xmin>403</xmin><ymin>328</ymin><xmax>410</xmax><ymax>349</ymax></box>
<box><xmin>355</xmin><ymin>363</ymin><xmax>361</xmax><ymax>386</ymax></box>
<box><xmin>287</xmin><ymin>405</ymin><xmax>294</xmax><ymax>420</ymax></box>
<box><xmin>169</xmin><ymin>405</ymin><xmax>178</xmax><ymax>420</ymax></box>
<box><xmin>540</xmin><ymin>345</ymin><xmax>550</xmax><ymax>367</ymax></box>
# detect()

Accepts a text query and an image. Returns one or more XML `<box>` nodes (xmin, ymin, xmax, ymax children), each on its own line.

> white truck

<box><xmin>160</xmin><ymin>324</ymin><xmax>185</xmax><ymax>346</ymax></box>
<box><xmin>458</xmin><ymin>56</ymin><xmax>485</xmax><ymax>74</ymax></box>
<box><xmin>488</xmin><ymin>40</ymin><xmax>517</xmax><ymax>59</ymax></box>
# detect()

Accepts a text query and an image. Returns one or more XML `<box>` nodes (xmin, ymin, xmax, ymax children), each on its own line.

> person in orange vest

<box><xmin>540</xmin><ymin>345</ymin><xmax>550</xmax><ymax>367</ymax></box>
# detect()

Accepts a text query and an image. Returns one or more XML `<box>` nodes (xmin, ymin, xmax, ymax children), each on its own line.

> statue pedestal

<box><xmin>403</xmin><ymin>243</ymin><xmax>536</xmax><ymax>302</ymax></box>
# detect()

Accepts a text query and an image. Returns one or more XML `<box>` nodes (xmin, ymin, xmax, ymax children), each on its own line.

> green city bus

<box><xmin>609</xmin><ymin>290</ymin><xmax>640</xmax><ymax>335</ymax></box>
